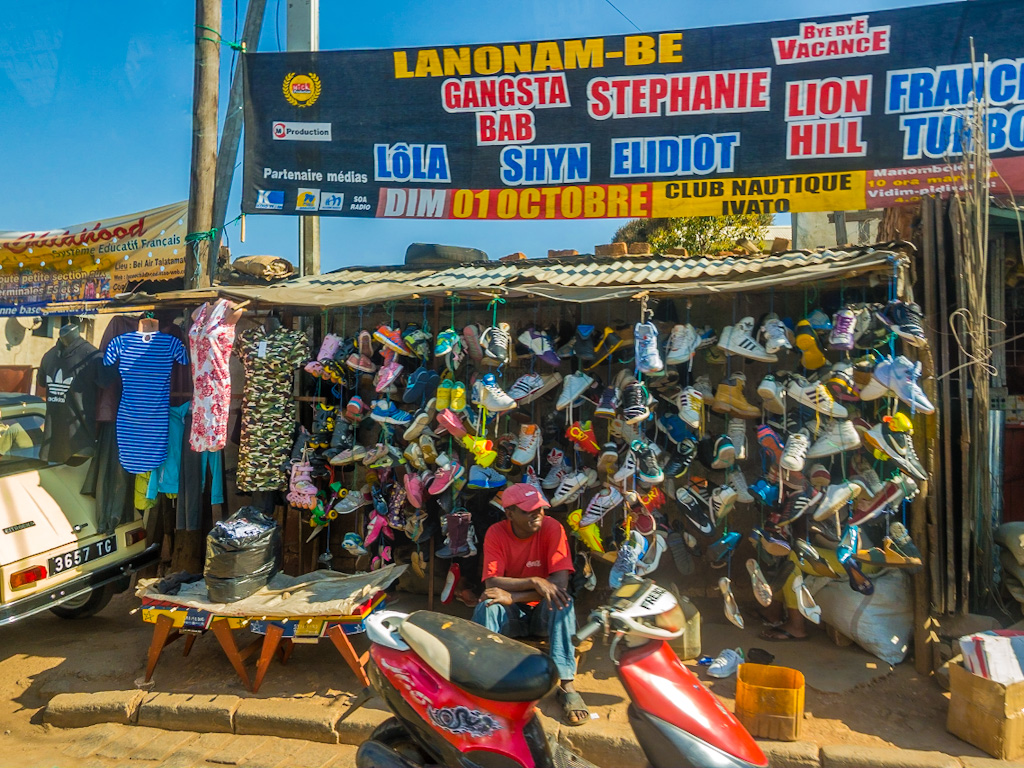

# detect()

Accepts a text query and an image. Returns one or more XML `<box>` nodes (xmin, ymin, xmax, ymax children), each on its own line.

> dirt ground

<box><xmin>0</xmin><ymin>583</ymin><xmax>989</xmax><ymax>763</ymax></box>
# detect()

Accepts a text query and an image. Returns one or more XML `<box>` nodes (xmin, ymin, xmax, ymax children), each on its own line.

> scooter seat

<box><xmin>399</xmin><ymin>611</ymin><xmax>558</xmax><ymax>703</ymax></box>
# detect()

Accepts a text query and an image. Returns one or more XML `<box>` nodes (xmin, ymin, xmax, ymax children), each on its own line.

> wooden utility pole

<box><xmin>186</xmin><ymin>0</ymin><xmax>221</xmax><ymax>289</ymax></box>
<box><xmin>211</xmin><ymin>0</ymin><xmax>267</xmax><ymax>260</ymax></box>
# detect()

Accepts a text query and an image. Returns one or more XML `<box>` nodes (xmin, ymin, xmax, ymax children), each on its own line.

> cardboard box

<box><xmin>948</xmin><ymin>662</ymin><xmax>1024</xmax><ymax>759</ymax></box>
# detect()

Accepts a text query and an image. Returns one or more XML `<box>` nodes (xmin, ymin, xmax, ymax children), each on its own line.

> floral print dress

<box><xmin>189</xmin><ymin>300</ymin><xmax>238</xmax><ymax>452</ymax></box>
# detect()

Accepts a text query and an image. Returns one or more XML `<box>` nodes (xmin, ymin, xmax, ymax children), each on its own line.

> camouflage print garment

<box><xmin>236</xmin><ymin>326</ymin><xmax>310</xmax><ymax>492</ymax></box>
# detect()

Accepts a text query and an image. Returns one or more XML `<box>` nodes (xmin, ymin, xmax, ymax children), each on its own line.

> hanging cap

<box><xmin>502</xmin><ymin>483</ymin><xmax>550</xmax><ymax>512</ymax></box>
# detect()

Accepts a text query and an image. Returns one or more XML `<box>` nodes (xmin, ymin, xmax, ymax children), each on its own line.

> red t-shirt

<box><xmin>482</xmin><ymin>517</ymin><xmax>574</xmax><ymax>585</ymax></box>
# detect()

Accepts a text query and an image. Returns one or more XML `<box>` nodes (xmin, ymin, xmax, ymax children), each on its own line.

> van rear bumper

<box><xmin>0</xmin><ymin>542</ymin><xmax>160</xmax><ymax>625</ymax></box>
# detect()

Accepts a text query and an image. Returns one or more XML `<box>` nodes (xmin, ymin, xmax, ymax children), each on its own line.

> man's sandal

<box><xmin>558</xmin><ymin>687</ymin><xmax>590</xmax><ymax>726</ymax></box>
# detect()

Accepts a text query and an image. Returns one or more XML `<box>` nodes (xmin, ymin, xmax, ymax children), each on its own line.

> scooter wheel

<box><xmin>368</xmin><ymin>718</ymin><xmax>430</xmax><ymax>764</ymax></box>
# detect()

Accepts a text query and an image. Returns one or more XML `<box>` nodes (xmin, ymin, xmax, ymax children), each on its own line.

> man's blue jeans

<box><xmin>471</xmin><ymin>598</ymin><xmax>577</xmax><ymax>681</ymax></box>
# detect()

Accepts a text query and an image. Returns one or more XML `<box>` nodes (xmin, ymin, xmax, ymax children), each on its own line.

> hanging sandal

<box><xmin>746</xmin><ymin>558</ymin><xmax>773</xmax><ymax>607</ymax></box>
<box><xmin>718</xmin><ymin>576</ymin><xmax>744</xmax><ymax>629</ymax></box>
<box><xmin>792</xmin><ymin>573</ymin><xmax>821</xmax><ymax>624</ymax></box>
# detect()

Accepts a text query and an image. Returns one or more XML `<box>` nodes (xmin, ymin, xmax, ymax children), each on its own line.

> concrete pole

<box><xmin>186</xmin><ymin>0</ymin><xmax>221</xmax><ymax>289</ymax></box>
<box><xmin>287</xmin><ymin>0</ymin><xmax>320</xmax><ymax>277</ymax></box>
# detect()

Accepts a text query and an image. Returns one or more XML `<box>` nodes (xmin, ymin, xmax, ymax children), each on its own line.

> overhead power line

<box><xmin>603</xmin><ymin>0</ymin><xmax>642</xmax><ymax>32</ymax></box>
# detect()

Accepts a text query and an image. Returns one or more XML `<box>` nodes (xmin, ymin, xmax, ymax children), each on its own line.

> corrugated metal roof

<box><xmin>139</xmin><ymin>246</ymin><xmax>905</xmax><ymax>309</ymax></box>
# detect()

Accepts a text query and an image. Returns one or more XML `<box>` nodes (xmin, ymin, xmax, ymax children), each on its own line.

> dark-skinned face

<box><xmin>506</xmin><ymin>504</ymin><xmax>544</xmax><ymax>538</ymax></box>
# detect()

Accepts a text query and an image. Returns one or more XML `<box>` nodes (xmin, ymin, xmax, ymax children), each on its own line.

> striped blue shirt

<box><xmin>104</xmin><ymin>331</ymin><xmax>189</xmax><ymax>473</ymax></box>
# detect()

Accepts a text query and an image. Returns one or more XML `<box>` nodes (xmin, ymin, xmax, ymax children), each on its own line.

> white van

<box><xmin>0</xmin><ymin>393</ymin><xmax>158</xmax><ymax>624</ymax></box>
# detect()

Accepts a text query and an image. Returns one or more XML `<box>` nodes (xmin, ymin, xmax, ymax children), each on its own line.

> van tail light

<box><xmin>124</xmin><ymin>528</ymin><xmax>147</xmax><ymax>547</ymax></box>
<box><xmin>10</xmin><ymin>565</ymin><xmax>47</xmax><ymax>590</ymax></box>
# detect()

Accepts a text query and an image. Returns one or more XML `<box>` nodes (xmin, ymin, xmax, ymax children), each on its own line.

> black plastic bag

<box><xmin>204</xmin><ymin>506</ymin><xmax>281</xmax><ymax>602</ymax></box>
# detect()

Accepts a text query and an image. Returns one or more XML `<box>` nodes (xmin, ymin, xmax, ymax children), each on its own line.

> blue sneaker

<box><xmin>807</xmin><ymin>309</ymin><xmax>833</xmax><ymax>332</ymax></box>
<box><xmin>610</xmin><ymin>531</ymin><xmax>648</xmax><ymax>588</ymax></box>
<box><xmin>656</xmin><ymin>409</ymin><xmax>695</xmax><ymax>444</ymax></box>
<box><xmin>468</xmin><ymin>464</ymin><xmax>506</xmax><ymax>490</ymax></box>
<box><xmin>371</xmin><ymin>400</ymin><xmax>413</xmax><ymax>426</ymax></box>
<box><xmin>750</xmin><ymin>478</ymin><xmax>780</xmax><ymax>506</ymax></box>
<box><xmin>708</xmin><ymin>531</ymin><xmax>741</xmax><ymax>563</ymax></box>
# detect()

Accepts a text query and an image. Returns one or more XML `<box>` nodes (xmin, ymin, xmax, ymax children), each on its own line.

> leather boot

<box><xmin>436</xmin><ymin>511</ymin><xmax>471</xmax><ymax>558</ymax></box>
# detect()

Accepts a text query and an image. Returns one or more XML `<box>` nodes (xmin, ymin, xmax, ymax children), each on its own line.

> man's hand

<box><xmin>482</xmin><ymin>587</ymin><xmax>514</xmax><ymax>607</ymax></box>
<box><xmin>530</xmin><ymin>576</ymin><xmax>570</xmax><ymax>609</ymax></box>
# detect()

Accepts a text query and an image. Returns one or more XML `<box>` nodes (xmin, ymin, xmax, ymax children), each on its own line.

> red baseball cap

<box><xmin>502</xmin><ymin>483</ymin><xmax>550</xmax><ymax>511</ymax></box>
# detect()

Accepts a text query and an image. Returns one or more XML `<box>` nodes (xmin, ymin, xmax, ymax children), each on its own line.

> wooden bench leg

<box><xmin>211</xmin><ymin>619</ymin><xmax>253</xmax><ymax>691</ymax></box>
<box><xmin>183</xmin><ymin>633</ymin><xmax>198</xmax><ymax>657</ymax></box>
<box><xmin>145</xmin><ymin>614</ymin><xmax>179</xmax><ymax>682</ymax></box>
<box><xmin>279</xmin><ymin>638</ymin><xmax>295</xmax><ymax>665</ymax></box>
<box><xmin>253</xmin><ymin>623</ymin><xmax>284</xmax><ymax>694</ymax></box>
<box><xmin>327</xmin><ymin>624</ymin><xmax>370</xmax><ymax>686</ymax></box>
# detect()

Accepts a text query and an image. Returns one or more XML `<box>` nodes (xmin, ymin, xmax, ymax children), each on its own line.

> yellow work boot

<box><xmin>712</xmin><ymin>373</ymin><xmax>760</xmax><ymax>419</ymax></box>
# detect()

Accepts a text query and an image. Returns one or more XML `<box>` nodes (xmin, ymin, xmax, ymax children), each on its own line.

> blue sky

<box><xmin>0</xmin><ymin>0</ymin><xmax>949</xmax><ymax>270</ymax></box>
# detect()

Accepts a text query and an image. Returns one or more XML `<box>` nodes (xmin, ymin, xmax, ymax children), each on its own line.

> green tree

<box><xmin>613</xmin><ymin>214</ymin><xmax>772</xmax><ymax>255</ymax></box>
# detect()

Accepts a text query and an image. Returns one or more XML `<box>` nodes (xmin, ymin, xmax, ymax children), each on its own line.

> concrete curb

<box><xmin>41</xmin><ymin>692</ymin><xmax>1007</xmax><ymax>768</ymax></box>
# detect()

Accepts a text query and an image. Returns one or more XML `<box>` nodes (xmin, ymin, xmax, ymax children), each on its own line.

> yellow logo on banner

<box><xmin>283</xmin><ymin>73</ymin><xmax>321</xmax><ymax>107</ymax></box>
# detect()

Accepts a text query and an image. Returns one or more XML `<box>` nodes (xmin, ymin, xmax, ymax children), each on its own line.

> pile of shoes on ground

<box><xmin>288</xmin><ymin>297</ymin><xmax>930</xmax><ymax>619</ymax></box>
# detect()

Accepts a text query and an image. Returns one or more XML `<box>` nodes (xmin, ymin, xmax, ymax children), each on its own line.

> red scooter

<box><xmin>343</xmin><ymin>576</ymin><xmax>768</xmax><ymax>768</ymax></box>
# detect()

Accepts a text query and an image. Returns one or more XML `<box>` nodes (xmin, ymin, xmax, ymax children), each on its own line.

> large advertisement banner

<box><xmin>0</xmin><ymin>202</ymin><xmax>188</xmax><ymax>314</ymax></box>
<box><xmin>242</xmin><ymin>0</ymin><xmax>1024</xmax><ymax>220</ymax></box>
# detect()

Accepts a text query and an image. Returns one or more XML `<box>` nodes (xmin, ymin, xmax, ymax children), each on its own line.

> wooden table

<box><xmin>141</xmin><ymin>591</ymin><xmax>385</xmax><ymax>692</ymax></box>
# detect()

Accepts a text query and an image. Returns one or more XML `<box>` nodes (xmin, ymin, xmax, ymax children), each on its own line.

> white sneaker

<box><xmin>814</xmin><ymin>480</ymin><xmax>863</xmax><ymax>520</ymax></box>
<box><xmin>726</xmin><ymin>467</ymin><xmax>754</xmax><ymax>504</ymax></box>
<box><xmin>718</xmin><ymin>317</ymin><xmax>778</xmax><ymax>362</ymax></box>
<box><xmin>478</xmin><ymin>373</ymin><xmax>517</xmax><ymax>412</ymax></box>
<box><xmin>759</xmin><ymin>314</ymin><xmax>792</xmax><ymax>354</ymax></box>
<box><xmin>707</xmin><ymin>647</ymin><xmax>744</xmax><ymax>679</ymax></box>
<box><xmin>665</xmin><ymin>324</ymin><xmax>699</xmax><ymax>365</ymax></box>
<box><xmin>508</xmin><ymin>372</ymin><xmax>543</xmax><ymax>401</ymax></box>
<box><xmin>867</xmin><ymin>355</ymin><xmax>936</xmax><ymax>414</ymax></box>
<box><xmin>557</xmin><ymin>370</ymin><xmax>595</xmax><ymax>411</ymax></box>
<box><xmin>806</xmin><ymin>419</ymin><xmax>861</xmax><ymax>458</ymax></box>
<box><xmin>693</xmin><ymin>375</ymin><xmax>715</xmax><ymax>406</ymax></box>
<box><xmin>781</xmin><ymin>429</ymin><xmax>811</xmax><ymax>472</ymax></box>
<box><xmin>541</xmin><ymin>448</ymin><xmax>569</xmax><ymax>490</ymax></box>
<box><xmin>552</xmin><ymin>470</ymin><xmax>591</xmax><ymax>506</ymax></box>
<box><xmin>634</xmin><ymin>321</ymin><xmax>664</xmax><ymax>374</ymax></box>
<box><xmin>786</xmin><ymin>377</ymin><xmax>848</xmax><ymax>418</ymax></box>
<box><xmin>727</xmin><ymin>417</ymin><xmax>747</xmax><ymax>460</ymax></box>
<box><xmin>829</xmin><ymin>307</ymin><xmax>857</xmax><ymax>350</ymax></box>
<box><xmin>580</xmin><ymin>486</ymin><xmax>624</xmax><ymax>525</ymax></box>
<box><xmin>613</xmin><ymin>449</ymin><xmax>638</xmax><ymax>483</ymax></box>
<box><xmin>756</xmin><ymin>374</ymin><xmax>787</xmax><ymax>414</ymax></box>
<box><xmin>678</xmin><ymin>386</ymin><xmax>704</xmax><ymax>430</ymax></box>
<box><xmin>711</xmin><ymin>485</ymin><xmax>738</xmax><ymax>521</ymax></box>
<box><xmin>511</xmin><ymin>423</ymin><xmax>540</xmax><ymax>465</ymax></box>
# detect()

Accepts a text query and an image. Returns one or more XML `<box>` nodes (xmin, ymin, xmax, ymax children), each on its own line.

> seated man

<box><xmin>472</xmin><ymin>483</ymin><xmax>589</xmax><ymax>726</ymax></box>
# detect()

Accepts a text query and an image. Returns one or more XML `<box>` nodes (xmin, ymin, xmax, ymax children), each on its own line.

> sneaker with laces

<box><xmin>778</xmin><ymin>488</ymin><xmax>823</xmax><ymax>526</ymax></box>
<box><xmin>541</xmin><ymin>448</ymin><xmax>570</xmax><ymax>489</ymax></box>
<box><xmin>756</xmin><ymin>425</ymin><xmax>785</xmax><ymax>464</ymax></box>
<box><xmin>849</xmin><ymin>473</ymin><xmax>918</xmax><ymax>525</ymax></box>
<box><xmin>478</xmin><ymin>373</ymin><xmax>517</xmax><ymax>412</ymax></box>
<box><xmin>493</xmin><ymin>434</ymin><xmax>516</xmax><ymax>474</ymax></box>
<box><xmin>786</xmin><ymin>376</ymin><xmax>848</xmax><ymax>418</ymax></box>
<box><xmin>370</xmin><ymin>400</ymin><xmax>413</xmax><ymax>426</ymax></box>
<box><xmin>429</xmin><ymin>455</ymin><xmax>465</xmax><ymax>495</ymax></box>
<box><xmin>781</xmin><ymin>429</ymin><xmax>811</xmax><ymax>471</ymax></box>
<box><xmin>807</xmin><ymin>309</ymin><xmax>832</xmax><ymax>332</ymax></box>
<box><xmin>522</xmin><ymin>466</ymin><xmax>546</xmax><ymax>494</ymax></box>
<box><xmin>609</xmin><ymin>531</ymin><xmax>647</xmax><ymax>588</ymax></box>
<box><xmin>622</xmin><ymin>379</ymin><xmax>651</xmax><ymax>424</ymax></box>
<box><xmin>631</xmin><ymin>440</ymin><xmax>664</xmax><ymax>484</ymax></box>
<box><xmin>665</xmin><ymin>324</ymin><xmax>700</xmax><ymax>365</ymax></box>
<box><xmin>675</xmin><ymin>486</ymin><xmax>715</xmax><ymax>535</ymax></box>
<box><xmin>756</xmin><ymin>374</ymin><xmax>787</xmax><ymax>414</ymax></box>
<box><xmin>373</xmin><ymin>325</ymin><xmax>413</xmax><ymax>356</ymax></box>
<box><xmin>861</xmin><ymin>355</ymin><xmax>935</xmax><ymax>413</ymax></box>
<box><xmin>806</xmin><ymin>419</ymin><xmax>861</xmax><ymax>458</ymax></box>
<box><xmin>594</xmin><ymin>385</ymin><xmax>620</xmax><ymax>418</ymax></box>
<box><xmin>678</xmin><ymin>386</ymin><xmax>704</xmax><ymax>430</ymax></box>
<box><xmin>511</xmin><ymin>423</ymin><xmax>540</xmax><ymax>465</ymax></box>
<box><xmin>876</xmin><ymin>301</ymin><xmax>927</xmax><ymax>347</ymax></box>
<box><xmin>759</xmin><ymin>314</ymin><xmax>793</xmax><ymax>354</ymax></box>
<box><xmin>664</xmin><ymin>438</ymin><xmax>697</xmax><ymax>478</ymax></box>
<box><xmin>612</xmin><ymin>449</ymin><xmax>638</xmax><ymax>483</ymax></box>
<box><xmin>814</xmin><ymin>481</ymin><xmax>863</xmax><ymax>520</ymax></box>
<box><xmin>719</xmin><ymin>316</ymin><xmax>777</xmax><ymax>362</ymax></box>
<box><xmin>708</xmin><ymin>648</ymin><xmax>745</xmax><ymax>679</ymax></box>
<box><xmin>403</xmin><ymin>324</ymin><xmax>431</xmax><ymax>359</ymax></box>
<box><xmin>829</xmin><ymin>307</ymin><xmax>857</xmax><ymax>350</ymax></box>
<box><xmin>711</xmin><ymin>485</ymin><xmax>739</xmax><ymax>522</ymax></box>
<box><xmin>517</xmin><ymin>328</ymin><xmax>561</xmax><ymax>367</ymax></box>
<box><xmin>481</xmin><ymin>322</ymin><xmax>512</xmax><ymax>364</ymax></box>
<box><xmin>573</xmin><ymin>324</ymin><xmax>597</xmax><ymax>362</ymax></box>
<box><xmin>374</xmin><ymin>354</ymin><xmax>404</xmax><ymax>393</ymax></box>
<box><xmin>580</xmin><ymin>486</ymin><xmax>624</xmax><ymax>525</ymax></box>
<box><xmin>749</xmin><ymin>478</ymin><xmax>780</xmax><ymax>506</ymax></box>
<box><xmin>634</xmin><ymin>321</ymin><xmax>664</xmax><ymax>374</ymax></box>
<box><xmin>865</xmin><ymin>420</ymin><xmax>927</xmax><ymax>480</ymax></box>
<box><xmin>693</xmin><ymin>375</ymin><xmax>716</xmax><ymax>407</ymax></box>
<box><xmin>826</xmin><ymin>361</ymin><xmax>860</xmax><ymax>402</ymax></box>
<box><xmin>656</xmin><ymin>409</ymin><xmax>693</xmax><ymax>444</ymax></box>
<box><xmin>727</xmin><ymin>417</ymin><xmax>747</xmax><ymax>460</ymax></box>
<box><xmin>468</xmin><ymin>464</ymin><xmax>507</xmax><ymax>489</ymax></box>
<box><xmin>508</xmin><ymin>372</ymin><xmax>543</xmax><ymax>402</ymax></box>
<box><xmin>557</xmin><ymin>370</ymin><xmax>595</xmax><ymax>410</ymax></box>
<box><xmin>552</xmin><ymin>470</ymin><xmax>592</xmax><ymax>506</ymax></box>
<box><xmin>725</xmin><ymin>467</ymin><xmax>754</xmax><ymax>504</ymax></box>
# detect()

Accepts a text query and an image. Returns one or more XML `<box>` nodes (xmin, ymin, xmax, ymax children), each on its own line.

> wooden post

<box><xmin>186</xmin><ymin>0</ymin><xmax>221</xmax><ymax>290</ymax></box>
